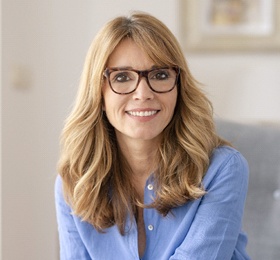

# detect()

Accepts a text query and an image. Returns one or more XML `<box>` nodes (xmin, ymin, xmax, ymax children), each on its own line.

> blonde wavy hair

<box><xmin>58</xmin><ymin>12</ymin><xmax>227</xmax><ymax>234</ymax></box>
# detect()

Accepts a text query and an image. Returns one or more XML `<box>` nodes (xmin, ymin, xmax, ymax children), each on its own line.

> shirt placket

<box><xmin>142</xmin><ymin>178</ymin><xmax>158</xmax><ymax>259</ymax></box>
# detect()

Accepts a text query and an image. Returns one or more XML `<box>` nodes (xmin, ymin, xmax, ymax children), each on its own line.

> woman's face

<box><xmin>102</xmin><ymin>39</ymin><xmax>178</xmax><ymax>144</ymax></box>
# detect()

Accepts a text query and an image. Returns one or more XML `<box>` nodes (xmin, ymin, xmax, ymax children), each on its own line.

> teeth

<box><xmin>127</xmin><ymin>110</ymin><xmax>157</xmax><ymax>117</ymax></box>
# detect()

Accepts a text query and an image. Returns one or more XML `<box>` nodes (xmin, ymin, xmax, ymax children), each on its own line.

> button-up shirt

<box><xmin>55</xmin><ymin>146</ymin><xmax>250</xmax><ymax>259</ymax></box>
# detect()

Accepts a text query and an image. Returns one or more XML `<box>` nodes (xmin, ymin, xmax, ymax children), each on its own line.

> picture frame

<box><xmin>181</xmin><ymin>0</ymin><xmax>280</xmax><ymax>51</ymax></box>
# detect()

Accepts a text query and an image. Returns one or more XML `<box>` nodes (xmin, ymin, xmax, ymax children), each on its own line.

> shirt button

<box><xmin>148</xmin><ymin>225</ymin><xmax>154</xmax><ymax>231</ymax></box>
<box><xmin>147</xmin><ymin>184</ymin><xmax>153</xmax><ymax>190</ymax></box>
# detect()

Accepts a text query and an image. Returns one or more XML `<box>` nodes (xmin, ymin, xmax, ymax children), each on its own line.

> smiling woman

<box><xmin>55</xmin><ymin>11</ymin><xmax>250</xmax><ymax>260</ymax></box>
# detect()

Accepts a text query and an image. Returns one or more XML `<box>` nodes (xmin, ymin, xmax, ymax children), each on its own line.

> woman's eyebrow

<box><xmin>108</xmin><ymin>66</ymin><xmax>133</xmax><ymax>70</ymax></box>
<box><xmin>109</xmin><ymin>65</ymin><xmax>159</xmax><ymax>70</ymax></box>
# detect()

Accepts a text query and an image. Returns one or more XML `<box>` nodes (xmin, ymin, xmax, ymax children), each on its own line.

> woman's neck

<box><xmin>116</xmin><ymin>133</ymin><xmax>159</xmax><ymax>195</ymax></box>
<box><xmin>118</xmin><ymin>137</ymin><xmax>158</xmax><ymax>176</ymax></box>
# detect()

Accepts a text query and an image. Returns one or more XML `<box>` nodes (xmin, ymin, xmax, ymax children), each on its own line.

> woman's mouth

<box><xmin>126</xmin><ymin>110</ymin><xmax>158</xmax><ymax>117</ymax></box>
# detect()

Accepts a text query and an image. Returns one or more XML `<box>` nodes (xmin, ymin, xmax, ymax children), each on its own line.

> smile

<box><xmin>126</xmin><ymin>110</ymin><xmax>158</xmax><ymax>117</ymax></box>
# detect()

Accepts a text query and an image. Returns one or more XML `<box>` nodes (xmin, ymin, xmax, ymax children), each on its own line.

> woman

<box><xmin>55</xmin><ymin>12</ymin><xmax>250</xmax><ymax>259</ymax></box>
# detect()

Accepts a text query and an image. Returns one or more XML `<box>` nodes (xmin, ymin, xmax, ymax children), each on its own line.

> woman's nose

<box><xmin>132</xmin><ymin>77</ymin><xmax>154</xmax><ymax>100</ymax></box>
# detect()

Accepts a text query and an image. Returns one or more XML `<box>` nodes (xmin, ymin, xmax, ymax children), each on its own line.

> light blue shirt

<box><xmin>55</xmin><ymin>146</ymin><xmax>250</xmax><ymax>259</ymax></box>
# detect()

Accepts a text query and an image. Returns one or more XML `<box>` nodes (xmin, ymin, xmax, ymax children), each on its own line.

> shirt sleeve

<box><xmin>170</xmin><ymin>150</ymin><xmax>250</xmax><ymax>260</ymax></box>
<box><xmin>54</xmin><ymin>176</ymin><xmax>91</xmax><ymax>260</ymax></box>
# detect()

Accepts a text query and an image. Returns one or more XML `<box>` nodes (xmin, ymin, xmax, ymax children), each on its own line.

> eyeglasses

<box><xmin>103</xmin><ymin>66</ymin><xmax>180</xmax><ymax>95</ymax></box>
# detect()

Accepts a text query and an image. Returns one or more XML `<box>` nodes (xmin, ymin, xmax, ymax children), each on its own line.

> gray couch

<box><xmin>216</xmin><ymin>120</ymin><xmax>280</xmax><ymax>260</ymax></box>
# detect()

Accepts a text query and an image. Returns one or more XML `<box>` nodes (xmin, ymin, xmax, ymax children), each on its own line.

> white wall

<box><xmin>187</xmin><ymin>52</ymin><xmax>280</xmax><ymax>123</ymax></box>
<box><xmin>1</xmin><ymin>0</ymin><xmax>280</xmax><ymax>259</ymax></box>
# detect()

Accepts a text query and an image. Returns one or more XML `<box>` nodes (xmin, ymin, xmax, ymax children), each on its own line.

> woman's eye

<box><xmin>152</xmin><ymin>70</ymin><xmax>169</xmax><ymax>80</ymax></box>
<box><xmin>113</xmin><ymin>73</ymin><xmax>130</xmax><ymax>83</ymax></box>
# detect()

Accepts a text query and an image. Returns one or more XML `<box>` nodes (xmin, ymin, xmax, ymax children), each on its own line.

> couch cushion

<box><xmin>216</xmin><ymin>120</ymin><xmax>280</xmax><ymax>260</ymax></box>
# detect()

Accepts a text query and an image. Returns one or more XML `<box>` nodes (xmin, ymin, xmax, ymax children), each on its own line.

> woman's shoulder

<box><xmin>55</xmin><ymin>175</ymin><xmax>62</xmax><ymax>193</ymax></box>
<box><xmin>210</xmin><ymin>145</ymin><xmax>248</xmax><ymax>167</ymax></box>
<box><xmin>203</xmin><ymin>145</ymin><xmax>249</xmax><ymax>188</ymax></box>
<box><xmin>54</xmin><ymin>175</ymin><xmax>65</xmax><ymax>204</ymax></box>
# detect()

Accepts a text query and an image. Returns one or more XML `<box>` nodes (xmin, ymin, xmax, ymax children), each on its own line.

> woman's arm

<box><xmin>170</xmin><ymin>149</ymin><xmax>250</xmax><ymax>260</ymax></box>
<box><xmin>55</xmin><ymin>176</ymin><xmax>91</xmax><ymax>260</ymax></box>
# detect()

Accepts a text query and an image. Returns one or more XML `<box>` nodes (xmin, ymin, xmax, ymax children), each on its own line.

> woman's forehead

<box><xmin>106</xmin><ymin>39</ymin><xmax>156</xmax><ymax>70</ymax></box>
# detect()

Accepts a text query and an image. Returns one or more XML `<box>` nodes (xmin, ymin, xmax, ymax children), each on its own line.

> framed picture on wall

<box><xmin>181</xmin><ymin>0</ymin><xmax>280</xmax><ymax>51</ymax></box>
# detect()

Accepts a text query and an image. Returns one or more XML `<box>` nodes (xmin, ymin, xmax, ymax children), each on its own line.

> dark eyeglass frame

<box><xmin>103</xmin><ymin>66</ymin><xmax>180</xmax><ymax>95</ymax></box>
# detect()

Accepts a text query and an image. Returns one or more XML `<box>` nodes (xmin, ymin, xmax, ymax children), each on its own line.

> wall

<box><xmin>1</xmin><ymin>0</ymin><xmax>280</xmax><ymax>259</ymax></box>
<box><xmin>187</xmin><ymin>52</ymin><xmax>280</xmax><ymax>122</ymax></box>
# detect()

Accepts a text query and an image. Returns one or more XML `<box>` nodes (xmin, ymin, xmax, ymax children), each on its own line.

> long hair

<box><xmin>58</xmin><ymin>11</ymin><xmax>227</xmax><ymax>235</ymax></box>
